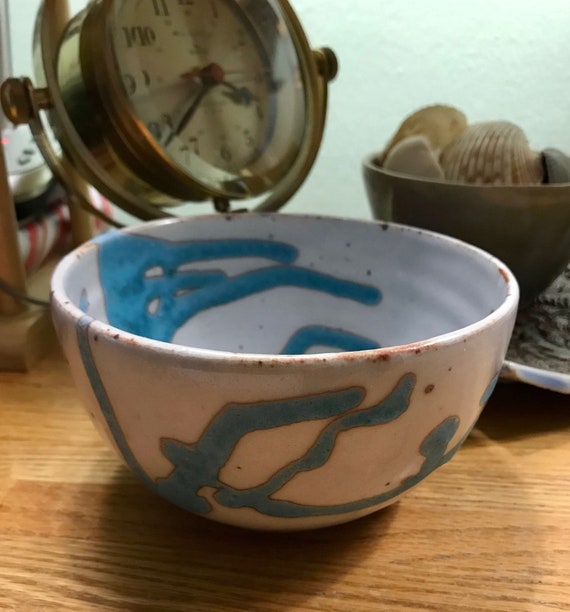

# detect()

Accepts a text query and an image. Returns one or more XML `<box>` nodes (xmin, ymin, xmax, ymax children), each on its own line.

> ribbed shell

<box><xmin>378</xmin><ymin>104</ymin><xmax>467</xmax><ymax>165</ymax></box>
<box><xmin>440</xmin><ymin>121</ymin><xmax>544</xmax><ymax>185</ymax></box>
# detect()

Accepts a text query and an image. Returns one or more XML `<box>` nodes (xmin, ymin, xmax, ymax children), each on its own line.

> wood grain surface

<box><xmin>1</xmin><ymin>349</ymin><xmax>569</xmax><ymax>611</ymax></box>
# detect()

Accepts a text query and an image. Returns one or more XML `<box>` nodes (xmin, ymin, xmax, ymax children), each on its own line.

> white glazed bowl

<box><xmin>51</xmin><ymin>214</ymin><xmax>519</xmax><ymax>531</ymax></box>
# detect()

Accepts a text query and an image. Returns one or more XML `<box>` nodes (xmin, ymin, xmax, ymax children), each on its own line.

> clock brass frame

<box><xmin>1</xmin><ymin>0</ymin><xmax>337</xmax><ymax>223</ymax></box>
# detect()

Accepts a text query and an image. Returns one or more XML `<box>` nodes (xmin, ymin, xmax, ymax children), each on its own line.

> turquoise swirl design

<box><xmin>94</xmin><ymin>232</ymin><xmax>382</xmax><ymax>343</ymax></box>
<box><xmin>75</xmin><ymin>318</ymin><xmax>473</xmax><ymax>520</ymax></box>
<box><xmin>282</xmin><ymin>326</ymin><xmax>380</xmax><ymax>354</ymax></box>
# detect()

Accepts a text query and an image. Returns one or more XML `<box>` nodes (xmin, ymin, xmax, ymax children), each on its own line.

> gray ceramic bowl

<box><xmin>363</xmin><ymin>155</ymin><xmax>570</xmax><ymax>306</ymax></box>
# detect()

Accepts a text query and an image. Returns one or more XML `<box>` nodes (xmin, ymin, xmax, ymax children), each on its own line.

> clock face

<box><xmin>110</xmin><ymin>0</ymin><xmax>307</xmax><ymax>197</ymax></box>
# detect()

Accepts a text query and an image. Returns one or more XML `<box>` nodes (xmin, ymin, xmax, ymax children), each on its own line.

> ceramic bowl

<box><xmin>51</xmin><ymin>213</ymin><xmax>519</xmax><ymax>531</ymax></box>
<box><xmin>362</xmin><ymin>155</ymin><xmax>570</xmax><ymax>306</ymax></box>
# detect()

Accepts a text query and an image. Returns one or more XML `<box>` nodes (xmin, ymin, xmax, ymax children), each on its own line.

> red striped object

<box><xmin>18</xmin><ymin>188</ymin><xmax>113</xmax><ymax>274</ymax></box>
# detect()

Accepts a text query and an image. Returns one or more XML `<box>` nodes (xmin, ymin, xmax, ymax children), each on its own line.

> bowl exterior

<box><xmin>363</xmin><ymin>158</ymin><xmax>570</xmax><ymax>305</ymax></box>
<box><xmin>52</xmin><ymin>294</ymin><xmax>515</xmax><ymax>531</ymax></box>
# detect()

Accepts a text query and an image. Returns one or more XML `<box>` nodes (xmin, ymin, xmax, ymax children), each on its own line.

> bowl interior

<box><xmin>58</xmin><ymin>215</ymin><xmax>511</xmax><ymax>355</ymax></box>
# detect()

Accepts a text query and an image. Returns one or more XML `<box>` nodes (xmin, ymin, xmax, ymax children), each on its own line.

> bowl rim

<box><xmin>362</xmin><ymin>152</ymin><xmax>570</xmax><ymax>192</ymax></box>
<box><xmin>51</xmin><ymin>213</ymin><xmax>520</xmax><ymax>368</ymax></box>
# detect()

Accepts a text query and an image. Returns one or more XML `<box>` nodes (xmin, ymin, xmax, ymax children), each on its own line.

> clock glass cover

<box><xmin>111</xmin><ymin>0</ymin><xmax>307</xmax><ymax>198</ymax></box>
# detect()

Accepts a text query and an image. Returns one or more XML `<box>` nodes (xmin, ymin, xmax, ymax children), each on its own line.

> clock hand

<box><xmin>182</xmin><ymin>64</ymin><xmax>257</xmax><ymax>105</ymax></box>
<box><xmin>180</xmin><ymin>63</ymin><xmax>224</xmax><ymax>84</ymax></box>
<box><xmin>164</xmin><ymin>63</ymin><xmax>225</xmax><ymax>147</ymax></box>
<box><xmin>220</xmin><ymin>81</ymin><xmax>257</xmax><ymax>105</ymax></box>
<box><xmin>164</xmin><ymin>87</ymin><xmax>210</xmax><ymax>147</ymax></box>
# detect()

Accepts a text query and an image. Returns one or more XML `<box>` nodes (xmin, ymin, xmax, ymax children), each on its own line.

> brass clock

<box><xmin>1</xmin><ymin>0</ymin><xmax>337</xmax><ymax>222</ymax></box>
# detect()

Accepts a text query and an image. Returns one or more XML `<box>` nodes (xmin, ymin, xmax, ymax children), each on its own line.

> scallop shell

<box><xmin>383</xmin><ymin>135</ymin><xmax>444</xmax><ymax>180</ymax></box>
<box><xmin>440</xmin><ymin>121</ymin><xmax>544</xmax><ymax>185</ymax></box>
<box><xmin>378</xmin><ymin>104</ymin><xmax>468</xmax><ymax>166</ymax></box>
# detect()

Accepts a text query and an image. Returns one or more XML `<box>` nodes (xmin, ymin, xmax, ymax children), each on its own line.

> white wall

<box><xmin>9</xmin><ymin>0</ymin><xmax>570</xmax><ymax>219</ymax></box>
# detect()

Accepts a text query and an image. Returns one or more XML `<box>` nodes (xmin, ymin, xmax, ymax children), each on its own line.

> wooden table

<box><xmin>1</xmin><ymin>348</ymin><xmax>569</xmax><ymax>611</ymax></box>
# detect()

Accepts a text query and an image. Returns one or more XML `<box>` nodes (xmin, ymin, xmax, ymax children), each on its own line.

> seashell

<box><xmin>383</xmin><ymin>135</ymin><xmax>444</xmax><ymax>180</ymax></box>
<box><xmin>542</xmin><ymin>148</ymin><xmax>570</xmax><ymax>184</ymax></box>
<box><xmin>378</xmin><ymin>104</ymin><xmax>468</xmax><ymax>166</ymax></box>
<box><xmin>440</xmin><ymin>121</ymin><xmax>544</xmax><ymax>186</ymax></box>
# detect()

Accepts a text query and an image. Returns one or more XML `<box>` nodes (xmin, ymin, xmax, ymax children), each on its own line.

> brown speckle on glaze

<box><xmin>424</xmin><ymin>384</ymin><xmax>435</xmax><ymax>394</ymax></box>
<box><xmin>498</xmin><ymin>267</ymin><xmax>510</xmax><ymax>283</ymax></box>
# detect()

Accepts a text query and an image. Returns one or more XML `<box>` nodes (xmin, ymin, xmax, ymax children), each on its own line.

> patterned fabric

<box><xmin>18</xmin><ymin>187</ymin><xmax>112</xmax><ymax>273</ymax></box>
